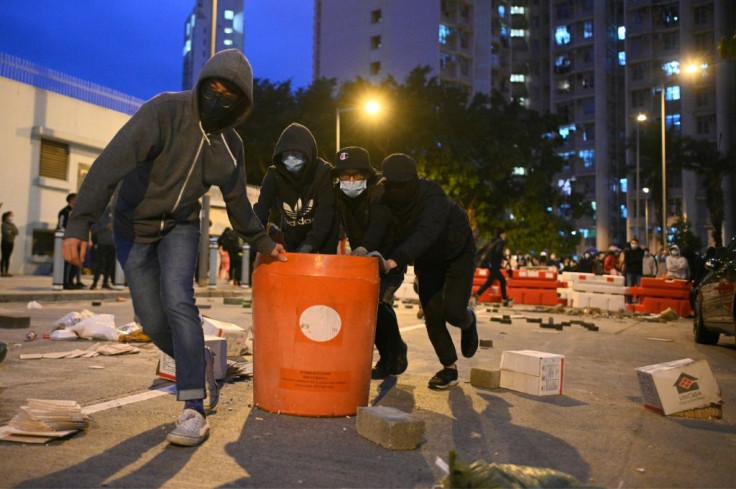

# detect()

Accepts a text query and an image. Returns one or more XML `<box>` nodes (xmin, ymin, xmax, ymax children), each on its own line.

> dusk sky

<box><xmin>0</xmin><ymin>1</ymin><xmax>314</xmax><ymax>100</ymax></box>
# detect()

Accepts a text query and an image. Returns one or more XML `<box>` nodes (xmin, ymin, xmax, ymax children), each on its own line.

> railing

<box><xmin>0</xmin><ymin>53</ymin><xmax>144</xmax><ymax>115</ymax></box>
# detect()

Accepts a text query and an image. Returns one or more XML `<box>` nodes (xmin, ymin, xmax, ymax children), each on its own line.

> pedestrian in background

<box><xmin>666</xmin><ymin>244</ymin><xmax>690</xmax><ymax>280</ymax></box>
<box><xmin>1</xmin><ymin>211</ymin><xmax>19</xmax><ymax>276</ymax></box>
<box><xmin>332</xmin><ymin>146</ymin><xmax>408</xmax><ymax>380</ymax></box>
<box><xmin>57</xmin><ymin>193</ymin><xmax>84</xmax><ymax>289</ymax></box>
<box><xmin>473</xmin><ymin>229</ymin><xmax>512</xmax><ymax>306</ymax></box>
<box><xmin>642</xmin><ymin>248</ymin><xmax>658</xmax><ymax>278</ymax></box>
<box><xmin>378</xmin><ymin>153</ymin><xmax>478</xmax><ymax>391</ymax></box>
<box><xmin>89</xmin><ymin>205</ymin><xmax>115</xmax><ymax>289</ymax></box>
<box><xmin>623</xmin><ymin>238</ymin><xmax>644</xmax><ymax>303</ymax></box>
<box><xmin>62</xmin><ymin>49</ymin><xmax>286</xmax><ymax>447</ymax></box>
<box><xmin>254</xmin><ymin>122</ymin><xmax>338</xmax><ymax>254</ymax></box>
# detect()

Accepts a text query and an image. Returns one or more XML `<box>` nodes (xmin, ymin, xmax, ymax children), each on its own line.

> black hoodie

<box><xmin>254</xmin><ymin>123</ymin><xmax>338</xmax><ymax>253</ymax></box>
<box><xmin>63</xmin><ymin>49</ymin><xmax>275</xmax><ymax>255</ymax></box>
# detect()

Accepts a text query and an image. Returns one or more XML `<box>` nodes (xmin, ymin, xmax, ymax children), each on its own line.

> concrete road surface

<box><xmin>0</xmin><ymin>294</ymin><xmax>735</xmax><ymax>488</ymax></box>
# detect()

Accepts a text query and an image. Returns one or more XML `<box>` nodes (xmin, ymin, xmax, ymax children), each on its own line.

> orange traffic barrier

<box><xmin>627</xmin><ymin>277</ymin><xmax>693</xmax><ymax>317</ymax></box>
<box><xmin>472</xmin><ymin>268</ymin><xmax>502</xmax><ymax>303</ymax></box>
<box><xmin>507</xmin><ymin>268</ymin><xmax>564</xmax><ymax>306</ymax></box>
<box><xmin>252</xmin><ymin>253</ymin><xmax>380</xmax><ymax>417</ymax></box>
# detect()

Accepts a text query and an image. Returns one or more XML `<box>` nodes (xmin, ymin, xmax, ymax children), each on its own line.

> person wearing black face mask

<box><xmin>378</xmin><ymin>153</ymin><xmax>478</xmax><ymax>391</ymax></box>
<box><xmin>61</xmin><ymin>49</ymin><xmax>287</xmax><ymax>448</ymax></box>
<box><xmin>331</xmin><ymin>146</ymin><xmax>408</xmax><ymax>379</ymax></box>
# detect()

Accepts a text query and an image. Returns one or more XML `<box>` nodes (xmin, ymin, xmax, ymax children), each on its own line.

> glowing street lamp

<box><xmin>336</xmin><ymin>100</ymin><xmax>382</xmax><ymax>152</ymax></box>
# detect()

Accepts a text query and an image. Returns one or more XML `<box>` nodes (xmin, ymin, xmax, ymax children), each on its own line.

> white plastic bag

<box><xmin>70</xmin><ymin>314</ymin><xmax>120</xmax><ymax>341</ymax></box>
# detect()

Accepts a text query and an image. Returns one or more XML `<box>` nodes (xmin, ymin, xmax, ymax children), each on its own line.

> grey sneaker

<box><xmin>204</xmin><ymin>347</ymin><xmax>219</xmax><ymax>411</ymax></box>
<box><xmin>167</xmin><ymin>409</ymin><xmax>210</xmax><ymax>446</ymax></box>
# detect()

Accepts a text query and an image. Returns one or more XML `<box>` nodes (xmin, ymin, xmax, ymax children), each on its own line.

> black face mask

<box><xmin>383</xmin><ymin>178</ymin><xmax>419</xmax><ymax>209</ymax></box>
<box><xmin>199</xmin><ymin>96</ymin><xmax>234</xmax><ymax>127</ymax></box>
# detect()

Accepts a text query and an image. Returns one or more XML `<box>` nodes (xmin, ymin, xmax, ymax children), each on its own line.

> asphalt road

<box><xmin>1</xmin><ymin>294</ymin><xmax>735</xmax><ymax>488</ymax></box>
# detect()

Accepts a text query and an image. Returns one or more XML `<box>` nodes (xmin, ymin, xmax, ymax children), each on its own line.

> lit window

<box><xmin>620</xmin><ymin>204</ymin><xmax>627</xmax><ymax>218</ymax></box>
<box><xmin>510</xmin><ymin>6</ymin><xmax>525</xmax><ymax>15</ymax></box>
<box><xmin>223</xmin><ymin>39</ymin><xmax>233</xmax><ymax>46</ymax></box>
<box><xmin>665</xmin><ymin>113</ymin><xmax>681</xmax><ymax>129</ymax></box>
<box><xmin>579</xmin><ymin>149</ymin><xmax>595</xmax><ymax>168</ymax></box>
<box><xmin>620</xmin><ymin>178</ymin><xmax>628</xmax><ymax>193</ymax></box>
<box><xmin>439</xmin><ymin>24</ymin><xmax>451</xmax><ymax>44</ymax></box>
<box><xmin>224</xmin><ymin>27</ymin><xmax>233</xmax><ymax>34</ymax></box>
<box><xmin>183</xmin><ymin>39</ymin><xmax>191</xmax><ymax>55</ymax></box>
<box><xmin>665</xmin><ymin>86</ymin><xmax>680</xmax><ymax>101</ymax></box>
<box><xmin>662</xmin><ymin>60</ymin><xmax>680</xmax><ymax>76</ymax></box>
<box><xmin>510</xmin><ymin>74</ymin><xmax>525</xmax><ymax>82</ymax></box>
<box><xmin>558</xmin><ymin>179</ymin><xmax>572</xmax><ymax>195</ymax></box>
<box><xmin>618</xmin><ymin>26</ymin><xmax>625</xmax><ymax>40</ymax></box>
<box><xmin>224</xmin><ymin>9</ymin><xmax>234</xmax><ymax>20</ymax></box>
<box><xmin>512</xmin><ymin>167</ymin><xmax>526</xmax><ymax>176</ymax></box>
<box><xmin>554</xmin><ymin>26</ymin><xmax>570</xmax><ymax>45</ymax></box>
<box><xmin>583</xmin><ymin>21</ymin><xmax>593</xmax><ymax>39</ymax></box>
<box><xmin>498</xmin><ymin>5</ymin><xmax>505</xmax><ymax>17</ymax></box>
<box><xmin>518</xmin><ymin>97</ymin><xmax>528</xmax><ymax>107</ymax></box>
<box><xmin>558</xmin><ymin>124</ymin><xmax>576</xmax><ymax>139</ymax></box>
<box><xmin>618</xmin><ymin>51</ymin><xmax>626</xmax><ymax>65</ymax></box>
<box><xmin>510</xmin><ymin>29</ymin><xmax>526</xmax><ymax>37</ymax></box>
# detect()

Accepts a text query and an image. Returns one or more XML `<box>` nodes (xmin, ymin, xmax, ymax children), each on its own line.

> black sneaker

<box><xmin>371</xmin><ymin>357</ymin><xmax>393</xmax><ymax>380</ymax></box>
<box><xmin>393</xmin><ymin>341</ymin><xmax>408</xmax><ymax>376</ymax></box>
<box><xmin>428</xmin><ymin>367</ymin><xmax>458</xmax><ymax>390</ymax></box>
<box><xmin>460</xmin><ymin>307</ymin><xmax>479</xmax><ymax>358</ymax></box>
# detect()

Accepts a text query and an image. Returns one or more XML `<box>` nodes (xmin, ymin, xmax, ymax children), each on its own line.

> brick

<box><xmin>223</xmin><ymin>297</ymin><xmax>245</xmax><ymax>305</ymax></box>
<box><xmin>356</xmin><ymin>406</ymin><xmax>424</xmax><ymax>450</ymax></box>
<box><xmin>479</xmin><ymin>339</ymin><xmax>493</xmax><ymax>348</ymax></box>
<box><xmin>0</xmin><ymin>313</ymin><xmax>30</xmax><ymax>329</ymax></box>
<box><xmin>470</xmin><ymin>368</ymin><xmax>502</xmax><ymax>389</ymax></box>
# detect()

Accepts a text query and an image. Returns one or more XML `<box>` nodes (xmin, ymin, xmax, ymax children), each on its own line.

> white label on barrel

<box><xmin>299</xmin><ymin>305</ymin><xmax>342</xmax><ymax>342</ymax></box>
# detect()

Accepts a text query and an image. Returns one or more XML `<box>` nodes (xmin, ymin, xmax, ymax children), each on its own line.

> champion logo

<box><xmin>339</xmin><ymin>152</ymin><xmax>349</xmax><ymax>160</ymax></box>
<box><xmin>674</xmin><ymin>372</ymin><xmax>699</xmax><ymax>394</ymax></box>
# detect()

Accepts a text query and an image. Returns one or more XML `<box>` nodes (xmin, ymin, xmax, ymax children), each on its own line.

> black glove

<box><xmin>296</xmin><ymin>244</ymin><xmax>313</xmax><ymax>254</ymax></box>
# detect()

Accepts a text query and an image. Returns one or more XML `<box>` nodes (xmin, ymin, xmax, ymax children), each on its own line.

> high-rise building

<box><xmin>182</xmin><ymin>0</ymin><xmax>245</xmax><ymax>91</ymax></box>
<box><xmin>313</xmin><ymin>0</ymin><xmax>736</xmax><ymax>251</ymax></box>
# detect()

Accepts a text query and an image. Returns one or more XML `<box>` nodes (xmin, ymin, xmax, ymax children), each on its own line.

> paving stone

<box><xmin>0</xmin><ymin>312</ymin><xmax>30</xmax><ymax>329</ymax></box>
<box><xmin>479</xmin><ymin>339</ymin><xmax>494</xmax><ymax>348</ymax></box>
<box><xmin>470</xmin><ymin>368</ymin><xmax>502</xmax><ymax>389</ymax></box>
<box><xmin>223</xmin><ymin>297</ymin><xmax>245</xmax><ymax>305</ymax></box>
<box><xmin>356</xmin><ymin>406</ymin><xmax>424</xmax><ymax>450</ymax></box>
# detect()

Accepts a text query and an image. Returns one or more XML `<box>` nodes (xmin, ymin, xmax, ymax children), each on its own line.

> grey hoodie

<box><xmin>64</xmin><ymin>49</ymin><xmax>275</xmax><ymax>255</ymax></box>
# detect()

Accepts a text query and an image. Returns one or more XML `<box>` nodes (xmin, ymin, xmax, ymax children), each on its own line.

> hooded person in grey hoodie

<box><xmin>62</xmin><ymin>49</ymin><xmax>286</xmax><ymax>447</ymax></box>
<box><xmin>254</xmin><ymin>123</ymin><xmax>338</xmax><ymax>253</ymax></box>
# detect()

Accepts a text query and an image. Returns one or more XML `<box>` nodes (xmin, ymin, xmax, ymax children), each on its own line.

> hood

<box><xmin>272</xmin><ymin>123</ymin><xmax>318</xmax><ymax>171</ymax></box>
<box><xmin>193</xmin><ymin>49</ymin><xmax>254</xmax><ymax>131</ymax></box>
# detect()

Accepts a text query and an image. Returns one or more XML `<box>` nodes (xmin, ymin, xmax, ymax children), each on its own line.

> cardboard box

<box><xmin>500</xmin><ymin>350</ymin><xmax>564</xmax><ymax>396</ymax></box>
<box><xmin>157</xmin><ymin>335</ymin><xmax>227</xmax><ymax>381</ymax></box>
<box><xmin>635</xmin><ymin>358</ymin><xmax>721</xmax><ymax>415</ymax></box>
<box><xmin>201</xmin><ymin>316</ymin><xmax>248</xmax><ymax>357</ymax></box>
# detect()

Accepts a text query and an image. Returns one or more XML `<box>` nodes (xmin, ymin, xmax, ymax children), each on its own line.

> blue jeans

<box><xmin>115</xmin><ymin>221</ymin><xmax>205</xmax><ymax>401</ymax></box>
<box><xmin>625</xmin><ymin>272</ymin><xmax>642</xmax><ymax>303</ymax></box>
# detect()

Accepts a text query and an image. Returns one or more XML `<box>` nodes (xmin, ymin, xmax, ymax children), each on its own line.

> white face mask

<box><xmin>7</xmin><ymin>217</ymin><xmax>14</xmax><ymax>223</ymax></box>
<box><xmin>283</xmin><ymin>153</ymin><xmax>306</xmax><ymax>173</ymax></box>
<box><xmin>339</xmin><ymin>179</ymin><xmax>367</xmax><ymax>198</ymax></box>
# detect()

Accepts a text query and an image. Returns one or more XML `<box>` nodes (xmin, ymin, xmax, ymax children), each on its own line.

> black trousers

<box><xmin>374</xmin><ymin>271</ymin><xmax>406</xmax><ymax>360</ymax></box>
<box><xmin>475</xmin><ymin>265</ymin><xmax>508</xmax><ymax>300</ymax></box>
<box><xmin>415</xmin><ymin>237</ymin><xmax>476</xmax><ymax>367</ymax></box>
<box><xmin>92</xmin><ymin>244</ymin><xmax>116</xmax><ymax>285</ymax></box>
<box><xmin>1</xmin><ymin>241</ymin><xmax>13</xmax><ymax>274</ymax></box>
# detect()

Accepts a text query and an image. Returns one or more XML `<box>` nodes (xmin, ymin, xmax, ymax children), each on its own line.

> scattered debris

<box><xmin>439</xmin><ymin>451</ymin><xmax>583</xmax><ymax>488</ymax></box>
<box><xmin>26</xmin><ymin>301</ymin><xmax>42</xmax><ymax>310</ymax></box>
<box><xmin>226</xmin><ymin>360</ymin><xmax>253</xmax><ymax>379</ymax></box>
<box><xmin>25</xmin><ymin>331</ymin><xmax>38</xmax><ymax>341</ymax></box>
<box><xmin>0</xmin><ymin>399</ymin><xmax>90</xmax><ymax>444</ymax></box>
<box><xmin>20</xmin><ymin>342</ymin><xmax>139</xmax><ymax>360</ymax></box>
<box><xmin>644</xmin><ymin>307</ymin><xmax>679</xmax><ymax>323</ymax></box>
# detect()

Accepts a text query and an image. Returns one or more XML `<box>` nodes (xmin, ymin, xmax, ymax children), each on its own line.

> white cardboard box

<box><xmin>201</xmin><ymin>316</ymin><xmax>248</xmax><ymax>357</ymax></box>
<box><xmin>635</xmin><ymin>358</ymin><xmax>721</xmax><ymax>415</ymax></box>
<box><xmin>500</xmin><ymin>350</ymin><xmax>565</xmax><ymax>396</ymax></box>
<box><xmin>157</xmin><ymin>335</ymin><xmax>227</xmax><ymax>381</ymax></box>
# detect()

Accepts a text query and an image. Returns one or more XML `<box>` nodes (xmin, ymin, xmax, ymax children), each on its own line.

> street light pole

<box><xmin>660</xmin><ymin>80</ymin><xmax>667</xmax><ymax>248</ymax></box>
<box><xmin>643</xmin><ymin>187</ymin><xmax>650</xmax><ymax>247</ymax></box>
<box><xmin>635</xmin><ymin>113</ymin><xmax>647</xmax><ymax>240</ymax></box>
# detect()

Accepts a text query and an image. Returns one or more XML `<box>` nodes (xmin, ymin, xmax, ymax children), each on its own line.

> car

<box><xmin>692</xmin><ymin>237</ymin><xmax>736</xmax><ymax>344</ymax></box>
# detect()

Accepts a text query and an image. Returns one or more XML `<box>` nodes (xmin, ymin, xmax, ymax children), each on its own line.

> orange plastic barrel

<box><xmin>252</xmin><ymin>252</ymin><xmax>380</xmax><ymax>417</ymax></box>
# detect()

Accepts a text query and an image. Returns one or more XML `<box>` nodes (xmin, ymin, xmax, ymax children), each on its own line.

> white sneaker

<box><xmin>167</xmin><ymin>409</ymin><xmax>210</xmax><ymax>446</ymax></box>
<box><xmin>204</xmin><ymin>346</ymin><xmax>219</xmax><ymax>411</ymax></box>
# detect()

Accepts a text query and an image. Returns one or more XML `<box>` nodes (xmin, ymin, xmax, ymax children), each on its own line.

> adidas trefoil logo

<box><xmin>283</xmin><ymin>198</ymin><xmax>314</xmax><ymax>226</ymax></box>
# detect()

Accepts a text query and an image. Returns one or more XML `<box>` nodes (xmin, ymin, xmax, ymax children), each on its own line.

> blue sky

<box><xmin>0</xmin><ymin>0</ymin><xmax>313</xmax><ymax>100</ymax></box>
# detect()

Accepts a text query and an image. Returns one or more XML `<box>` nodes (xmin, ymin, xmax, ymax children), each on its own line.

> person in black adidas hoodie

<box><xmin>332</xmin><ymin>146</ymin><xmax>408</xmax><ymax>379</ymax></box>
<box><xmin>379</xmin><ymin>153</ymin><xmax>478</xmax><ymax>390</ymax></box>
<box><xmin>254</xmin><ymin>123</ymin><xmax>338</xmax><ymax>253</ymax></box>
<box><xmin>62</xmin><ymin>49</ymin><xmax>286</xmax><ymax>447</ymax></box>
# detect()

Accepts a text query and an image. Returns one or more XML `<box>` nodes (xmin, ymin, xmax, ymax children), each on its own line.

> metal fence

<box><xmin>0</xmin><ymin>53</ymin><xmax>144</xmax><ymax>115</ymax></box>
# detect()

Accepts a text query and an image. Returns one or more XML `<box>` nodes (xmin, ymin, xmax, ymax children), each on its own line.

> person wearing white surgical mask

<box><xmin>332</xmin><ymin>146</ymin><xmax>408</xmax><ymax>380</ymax></box>
<box><xmin>254</xmin><ymin>122</ymin><xmax>339</xmax><ymax>254</ymax></box>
